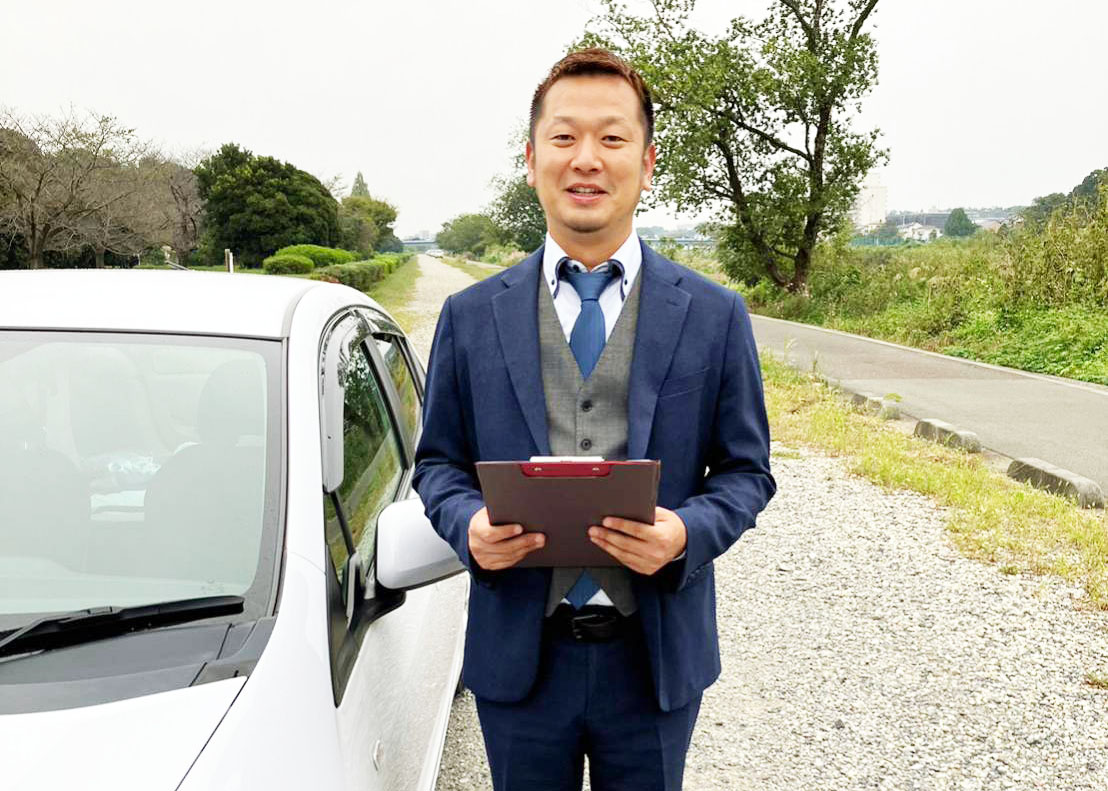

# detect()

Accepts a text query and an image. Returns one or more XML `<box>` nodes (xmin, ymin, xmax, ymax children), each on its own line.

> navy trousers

<box><xmin>474</xmin><ymin>618</ymin><xmax>702</xmax><ymax>791</ymax></box>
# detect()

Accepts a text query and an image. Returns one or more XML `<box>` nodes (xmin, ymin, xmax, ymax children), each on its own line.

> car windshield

<box><xmin>0</xmin><ymin>331</ymin><xmax>283</xmax><ymax>630</ymax></box>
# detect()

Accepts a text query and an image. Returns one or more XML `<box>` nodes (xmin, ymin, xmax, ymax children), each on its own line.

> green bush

<box><xmin>263</xmin><ymin>254</ymin><xmax>314</xmax><ymax>275</ymax></box>
<box><xmin>272</xmin><ymin>244</ymin><xmax>357</xmax><ymax>268</ymax></box>
<box><xmin>311</xmin><ymin>252</ymin><xmax>414</xmax><ymax>292</ymax></box>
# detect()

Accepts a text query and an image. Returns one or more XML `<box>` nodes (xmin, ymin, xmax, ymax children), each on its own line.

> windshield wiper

<box><xmin>0</xmin><ymin>595</ymin><xmax>245</xmax><ymax>658</ymax></box>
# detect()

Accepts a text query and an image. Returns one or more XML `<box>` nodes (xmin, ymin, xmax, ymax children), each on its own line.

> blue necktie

<box><xmin>559</xmin><ymin>257</ymin><xmax>621</xmax><ymax>608</ymax></box>
<box><xmin>560</xmin><ymin>258</ymin><xmax>622</xmax><ymax>380</ymax></box>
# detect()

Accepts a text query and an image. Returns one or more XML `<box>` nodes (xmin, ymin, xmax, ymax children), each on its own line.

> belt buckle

<box><xmin>569</xmin><ymin>611</ymin><xmax>617</xmax><ymax>642</ymax></box>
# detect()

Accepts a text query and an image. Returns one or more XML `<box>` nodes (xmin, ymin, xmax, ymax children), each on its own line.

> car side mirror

<box><xmin>377</xmin><ymin>496</ymin><xmax>464</xmax><ymax>591</ymax></box>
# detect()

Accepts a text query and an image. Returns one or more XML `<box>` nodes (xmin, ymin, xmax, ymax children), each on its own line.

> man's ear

<box><xmin>642</xmin><ymin>143</ymin><xmax>657</xmax><ymax>191</ymax></box>
<box><xmin>525</xmin><ymin>140</ymin><xmax>536</xmax><ymax>188</ymax></box>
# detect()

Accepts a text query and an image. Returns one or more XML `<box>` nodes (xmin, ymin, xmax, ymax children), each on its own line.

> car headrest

<box><xmin>196</xmin><ymin>359</ymin><xmax>266</xmax><ymax>445</ymax></box>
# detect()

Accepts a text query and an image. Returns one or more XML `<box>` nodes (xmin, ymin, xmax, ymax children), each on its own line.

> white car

<box><xmin>0</xmin><ymin>270</ymin><xmax>468</xmax><ymax>790</ymax></box>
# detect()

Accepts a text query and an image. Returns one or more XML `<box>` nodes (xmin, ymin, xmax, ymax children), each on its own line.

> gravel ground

<box><xmin>407</xmin><ymin>256</ymin><xmax>1108</xmax><ymax>790</ymax></box>
<box><xmin>404</xmin><ymin>254</ymin><xmax>481</xmax><ymax>366</ymax></box>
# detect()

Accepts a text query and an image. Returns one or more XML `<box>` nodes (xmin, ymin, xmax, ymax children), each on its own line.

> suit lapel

<box><xmin>627</xmin><ymin>243</ymin><xmax>691</xmax><ymax>460</ymax></box>
<box><xmin>492</xmin><ymin>248</ymin><xmax>551</xmax><ymax>457</ymax></box>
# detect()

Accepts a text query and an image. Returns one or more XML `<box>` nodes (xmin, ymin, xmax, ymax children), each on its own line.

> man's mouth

<box><xmin>567</xmin><ymin>185</ymin><xmax>611</xmax><ymax>201</ymax></box>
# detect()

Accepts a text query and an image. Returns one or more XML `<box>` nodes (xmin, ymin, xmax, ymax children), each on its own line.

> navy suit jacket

<box><xmin>413</xmin><ymin>242</ymin><xmax>776</xmax><ymax>712</ymax></box>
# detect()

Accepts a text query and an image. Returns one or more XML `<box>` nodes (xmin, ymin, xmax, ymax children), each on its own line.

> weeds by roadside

<box><xmin>759</xmin><ymin>351</ymin><xmax>1108</xmax><ymax>607</ymax></box>
<box><xmin>365</xmin><ymin>255</ymin><xmax>422</xmax><ymax>332</ymax></box>
<box><xmin>441</xmin><ymin>256</ymin><xmax>503</xmax><ymax>282</ymax></box>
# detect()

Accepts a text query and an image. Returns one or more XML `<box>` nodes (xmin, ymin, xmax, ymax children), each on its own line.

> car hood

<box><xmin>0</xmin><ymin>676</ymin><xmax>245</xmax><ymax>790</ymax></box>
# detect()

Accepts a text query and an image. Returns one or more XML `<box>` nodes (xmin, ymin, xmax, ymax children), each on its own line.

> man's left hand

<box><xmin>588</xmin><ymin>507</ymin><xmax>687</xmax><ymax>576</ymax></box>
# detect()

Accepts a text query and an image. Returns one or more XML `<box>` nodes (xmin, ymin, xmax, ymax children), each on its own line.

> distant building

<box><xmin>898</xmin><ymin>222</ymin><xmax>943</xmax><ymax>242</ymax></box>
<box><xmin>851</xmin><ymin>174</ymin><xmax>888</xmax><ymax>232</ymax></box>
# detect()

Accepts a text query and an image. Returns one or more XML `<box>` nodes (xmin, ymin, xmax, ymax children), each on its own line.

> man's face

<box><xmin>526</xmin><ymin>74</ymin><xmax>656</xmax><ymax>243</ymax></box>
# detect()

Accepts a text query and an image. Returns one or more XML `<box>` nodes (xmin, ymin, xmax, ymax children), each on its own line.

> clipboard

<box><xmin>475</xmin><ymin>459</ymin><xmax>660</xmax><ymax>567</ymax></box>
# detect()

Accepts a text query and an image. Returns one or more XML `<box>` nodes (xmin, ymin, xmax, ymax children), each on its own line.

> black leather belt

<box><xmin>546</xmin><ymin>604</ymin><xmax>634</xmax><ymax>643</ymax></box>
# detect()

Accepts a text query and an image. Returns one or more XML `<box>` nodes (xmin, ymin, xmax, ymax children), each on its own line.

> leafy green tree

<box><xmin>194</xmin><ymin>143</ymin><xmax>339</xmax><ymax>267</ymax></box>
<box><xmin>489</xmin><ymin>174</ymin><xmax>545</xmax><ymax>252</ymax></box>
<box><xmin>943</xmin><ymin>208</ymin><xmax>977</xmax><ymax>238</ymax></box>
<box><xmin>339</xmin><ymin>194</ymin><xmax>399</xmax><ymax>257</ymax></box>
<box><xmin>585</xmin><ymin>0</ymin><xmax>886</xmax><ymax>294</ymax></box>
<box><xmin>436</xmin><ymin>213</ymin><xmax>502</xmax><ymax>257</ymax></box>
<box><xmin>351</xmin><ymin>171</ymin><xmax>370</xmax><ymax>198</ymax></box>
<box><xmin>873</xmin><ymin>218</ymin><xmax>899</xmax><ymax>243</ymax></box>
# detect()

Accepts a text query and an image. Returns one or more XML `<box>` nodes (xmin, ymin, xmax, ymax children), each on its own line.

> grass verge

<box><xmin>759</xmin><ymin>352</ymin><xmax>1108</xmax><ymax>607</ymax></box>
<box><xmin>442</xmin><ymin>256</ymin><xmax>503</xmax><ymax>282</ymax></box>
<box><xmin>365</xmin><ymin>255</ymin><xmax>422</xmax><ymax>332</ymax></box>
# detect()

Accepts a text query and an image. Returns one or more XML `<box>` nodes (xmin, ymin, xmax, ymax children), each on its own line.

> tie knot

<box><xmin>558</xmin><ymin>258</ymin><xmax>622</xmax><ymax>302</ymax></box>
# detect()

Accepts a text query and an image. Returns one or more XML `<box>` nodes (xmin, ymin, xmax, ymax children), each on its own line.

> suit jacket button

<box><xmin>580</xmin><ymin>438</ymin><xmax>592</xmax><ymax>450</ymax></box>
<box><xmin>581</xmin><ymin>400</ymin><xmax>593</xmax><ymax>412</ymax></box>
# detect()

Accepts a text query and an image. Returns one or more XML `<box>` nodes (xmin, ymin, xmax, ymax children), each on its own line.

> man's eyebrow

<box><xmin>548</xmin><ymin>114</ymin><xmax>634</xmax><ymax>127</ymax></box>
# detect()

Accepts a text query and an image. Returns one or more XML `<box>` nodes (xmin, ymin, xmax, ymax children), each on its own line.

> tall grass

<box><xmin>741</xmin><ymin>189</ymin><xmax>1108</xmax><ymax>385</ymax></box>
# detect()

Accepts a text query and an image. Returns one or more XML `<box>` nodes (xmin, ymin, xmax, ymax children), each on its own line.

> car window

<box><xmin>375</xmin><ymin>334</ymin><xmax>420</xmax><ymax>446</ymax></box>
<box><xmin>323</xmin><ymin>337</ymin><xmax>404</xmax><ymax>591</ymax></box>
<box><xmin>0</xmin><ymin>331</ymin><xmax>282</xmax><ymax>629</ymax></box>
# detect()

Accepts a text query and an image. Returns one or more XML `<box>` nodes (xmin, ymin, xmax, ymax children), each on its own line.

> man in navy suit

<box><xmin>414</xmin><ymin>49</ymin><xmax>775</xmax><ymax>790</ymax></box>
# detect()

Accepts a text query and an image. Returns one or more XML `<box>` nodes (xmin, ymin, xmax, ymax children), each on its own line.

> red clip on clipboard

<box><xmin>475</xmin><ymin>459</ymin><xmax>660</xmax><ymax>567</ymax></box>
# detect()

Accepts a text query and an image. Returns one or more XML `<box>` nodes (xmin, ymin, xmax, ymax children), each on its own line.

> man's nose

<box><xmin>571</xmin><ymin>136</ymin><xmax>602</xmax><ymax>172</ymax></box>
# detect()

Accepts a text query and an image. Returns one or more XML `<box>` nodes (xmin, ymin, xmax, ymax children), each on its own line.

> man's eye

<box><xmin>604</xmin><ymin>136</ymin><xmax>626</xmax><ymax>143</ymax></box>
<box><xmin>552</xmin><ymin>134</ymin><xmax>573</xmax><ymax>143</ymax></box>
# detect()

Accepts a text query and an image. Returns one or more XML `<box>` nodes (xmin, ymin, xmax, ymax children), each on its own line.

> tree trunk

<box><xmin>94</xmin><ymin>247</ymin><xmax>106</xmax><ymax>269</ymax></box>
<box><xmin>788</xmin><ymin>248</ymin><xmax>811</xmax><ymax>296</ymax></box>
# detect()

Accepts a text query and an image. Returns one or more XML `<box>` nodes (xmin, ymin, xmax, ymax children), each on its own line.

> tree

<box><xmin>943</xmin><ymin>208</ymin><xmax>977</xmax><ymax>238</ymax></box>
<box><xmin>160</xmin><ymin>155</ymin><xmax>204</xmax><ymax>265</ymax></box>
<box><xmin>78</xmin><ymin>157</ymin><xmax>164</xmax><ymax>268</ymax></box>
<box><xmin>872</xmin><ymin>217</ymin><xmax>899</xmax><ymax>243</ymax></box>
<box><xmin>194</xmin><ymin>143</ymin><xmax>339</xmax><ymax>267</ymax></box>
<box><xmin>338</xmin><ymin>194</ymin><xmax>398</xmax><ymax>257</ymax></box>
<box><xmin>487</xmin><ymin>126</ymin><xmax>547</xmax><ymax>252</ymax></box>
<box><xmin>0</xmin><ymin>109</ymin><xmax>149</xmax><ymax>268</ymax></box>
<box><xmin>351</xmin><ymin>171</ymin><xmax>370</xmax><ymax>197</ymax></box>
<box><xmin>585</xmin><ymin>0</ymin><xmax>886</xmax><ymax>294</ymax></box>
<box><xmin>436</xmin><ymin>213</ymin><xmax>502</xmax><ymax>257</ymax></box>
<box><xmin>489</xmin><ymin>174</ymin><xmax>545</xmax><ymax>253</ymax></box>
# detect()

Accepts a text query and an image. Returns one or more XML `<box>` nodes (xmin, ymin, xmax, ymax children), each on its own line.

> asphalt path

<box><xmin>750</xmin><ymin>314</ymin><xmax>1108</xmax><ymax>493</ymax></box>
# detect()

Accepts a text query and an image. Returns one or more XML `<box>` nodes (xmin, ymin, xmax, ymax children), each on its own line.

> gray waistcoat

<box><xmin>539</xmin><ymin>271</ymin><xmax>642</xmax><ymax>616</ymax></box>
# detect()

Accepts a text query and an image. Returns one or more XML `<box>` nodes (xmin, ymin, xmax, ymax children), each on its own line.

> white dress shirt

<box><xmin>542</xmin><ymin>230</ymin><xmax>643</xmax><ymax>343</ymax></box>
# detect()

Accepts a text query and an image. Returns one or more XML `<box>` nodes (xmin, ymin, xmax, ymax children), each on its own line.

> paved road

<box><xmin>750</xmin><ymin>314</ymin><xmax>1108</xmax><ymax>491</ymax></box>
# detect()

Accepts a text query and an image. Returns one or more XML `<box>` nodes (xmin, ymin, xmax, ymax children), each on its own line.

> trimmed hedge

<box><xmin>311</xmin><ymin>252</ymin><xmax>413</xmax><ymax>292</ymax></box>
<box><xmin>272</xmin><ymin>244</ymin><xmax>357</xmax><ymax>268</ymax></box>
<box><xmin>263</xmin><ymin>254</ymin><xmax>314</xmax><ymax>275</ymax></box>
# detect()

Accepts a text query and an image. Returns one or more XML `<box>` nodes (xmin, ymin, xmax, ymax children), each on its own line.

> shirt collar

<box><xmin>542</xmin><ymin>230</ymin><xmax>642</xmax><ymax>300</ymax></box>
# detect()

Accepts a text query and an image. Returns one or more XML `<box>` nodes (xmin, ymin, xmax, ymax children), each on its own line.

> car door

<box><xmin>319</xmin><ymin>310</ymin><xmax>465</xmax><ymax>790</ymax></box>
<box><xmin>359</xmin><ymin>316</ymin><xmax>468</xmax><ymax>790</ymax></box>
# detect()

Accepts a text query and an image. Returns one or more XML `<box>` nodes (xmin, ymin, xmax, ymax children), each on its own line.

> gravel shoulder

<box><xmin>407</xmin><ymin>256</ymin><xmax>1108</xmax><ymax>791</ymax></box>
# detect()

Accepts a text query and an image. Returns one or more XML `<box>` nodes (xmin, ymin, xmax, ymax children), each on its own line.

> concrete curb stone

<box><xmin>844</xmin><ymin>389</ymin><xmax>901</xmax><ymax>420</ymax></box>
<box><xmin>912</xmin><ymin>418</ymin><xmax>982</xmax><ymax>452</ymax></box>
<box><xmin>1007</xmin><ymin>457</ymin><xmax>1106</xmax><ymax>509</ymax></box>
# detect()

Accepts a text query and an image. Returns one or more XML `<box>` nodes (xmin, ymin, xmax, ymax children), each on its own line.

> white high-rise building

<box><xmin>850</xmin><ymin>173</ymin><xmax>888</xmax><ymax>232</ymax></box>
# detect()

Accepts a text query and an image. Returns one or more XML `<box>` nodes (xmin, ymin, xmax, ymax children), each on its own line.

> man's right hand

<box><xmin>468</xmin><ymin>507</ymin><xmax>545</xmax><ymax>571</ymax></box>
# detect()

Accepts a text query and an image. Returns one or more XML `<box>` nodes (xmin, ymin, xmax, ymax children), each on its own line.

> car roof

<box><xmin>0</xmin><ymin>270</ymin><xmax>353</xmax><ymax>339</ymax></box>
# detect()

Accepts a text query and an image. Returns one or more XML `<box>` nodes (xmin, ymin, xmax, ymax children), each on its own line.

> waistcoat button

<box><xmin>580</xmin><ymin>438</ymin><xmax>592</xmax><ymax>451</ymax></box>
<box><xmin>581</xmin><ymin>400</ymin><xmax>593</xmax><ymax>412</ymax></box>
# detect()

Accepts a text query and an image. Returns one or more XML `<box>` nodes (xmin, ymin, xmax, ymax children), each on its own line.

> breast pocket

<box><xmin>657</xmin><ymin>366</ymin><xmax>709</xmax><ymax>400</ymax></box>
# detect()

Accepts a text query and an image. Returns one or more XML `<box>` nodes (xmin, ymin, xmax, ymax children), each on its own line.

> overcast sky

<box><xmin>3</xmin><ymin>0</ymin><xmax>1106</xmax><ymax>236</ymax></box>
